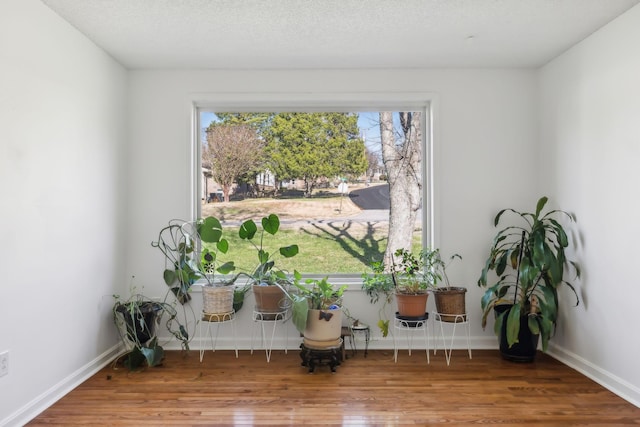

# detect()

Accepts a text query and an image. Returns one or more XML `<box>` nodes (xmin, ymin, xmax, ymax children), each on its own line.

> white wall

<box><xmin>10</xmin><ymin>0</ymin><xmax>639</xmax><ymax>421</ymax></box>
<box><xmin>538</xmin><ymin>4</ymin><xmax>640</xmax><ymax>406</ymax></box>
<box><xmin>0</xmin><ymin>0</ymin><xmax>128</xmax><ymax>425</ymax></box>
<box><xmin>126</xmin><ymin>69</ymin><xmax>538</xmax><ymax>350</ymax></box>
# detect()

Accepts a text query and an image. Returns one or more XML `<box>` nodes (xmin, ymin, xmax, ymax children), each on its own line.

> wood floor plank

<box><xmin>28</xmin><ymin>350</ymin><xmax>640</xmax><ymax>426</ymax></box>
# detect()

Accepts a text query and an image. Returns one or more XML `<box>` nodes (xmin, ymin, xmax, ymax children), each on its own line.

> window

<box><xmin>192</xmin><ymin>99</ymin><xmax>433</xmax><ymax>281</ymax></box>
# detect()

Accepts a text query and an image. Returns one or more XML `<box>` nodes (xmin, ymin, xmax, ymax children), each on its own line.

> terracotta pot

<box><xmin>252</xmin><ymin>284</ymin><xmax>288</xmax><ymax>318</ymax></box>
<box><xmin>396</xmin><ymin>292</ymin><xmax>428</xmax><ymax>317</ymax></box>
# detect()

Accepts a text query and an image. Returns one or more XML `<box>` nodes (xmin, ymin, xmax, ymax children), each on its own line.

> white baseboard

<box><xmin>548</xmin><ymin>343</ymin><xmax>640</xmax><ymax>408</ymax></box>
<box><xmin>1</xmin><ymin>344</ymin><xmax>122</xmax><ymax>427</ymax></box>
<box><xmin>164</xmin><ymin>334</ymin><xmax>498</xmax><ymax>352</ymax></box>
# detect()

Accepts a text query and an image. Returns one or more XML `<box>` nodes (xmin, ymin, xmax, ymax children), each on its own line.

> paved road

<box><xmin>349</xmin><ymin>184</ymin><xmax>389</xmax><ymax>210</ymax></box>
<box><xmin>221</xmin><ymin>184</ymin><xmax>392</xmax><ymax>227</ymax></box>
<box><xmin>347</xmin><ymin>183</ymin><xmax>421</xmax><ymax>227</ymax></box>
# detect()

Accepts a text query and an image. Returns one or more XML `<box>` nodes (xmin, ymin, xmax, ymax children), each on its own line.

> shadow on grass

<box><xmin>301</xmin><ymin>221</ymin><xmax>387</xmax><ymax>268</ymax></box>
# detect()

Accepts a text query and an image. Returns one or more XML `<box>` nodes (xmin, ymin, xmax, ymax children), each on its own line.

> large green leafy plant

<box><xmin>152</xmin><ymin>216</ymin><xmax>236</xmax><ymax>304</ymax></box>
<box><xmin>478</xmin><ymin>196</ymin><xmax>581</xmax><ymax>351</ymax></box>
<box><xmin>238</xmin><ymin>213</ymin><xmax>299</xmax><ymax>284</ymax></box>
<box><xmin>151</xmin><ymin>217</ymin><xmax>238</xmax><ymax>350</ymax></box>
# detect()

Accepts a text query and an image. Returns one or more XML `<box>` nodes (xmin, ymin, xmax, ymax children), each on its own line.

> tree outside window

<box><xmin>198</xmin><ymin>110</ymin><xmax>424</xmax><ymax>276</ymax></box>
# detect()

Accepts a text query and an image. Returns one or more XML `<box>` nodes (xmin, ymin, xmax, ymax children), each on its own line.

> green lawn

<box><xmin>219</xmin><ymin>224</ymin><xmax>388</xmax><ymax>275</ymax></box>
<box><xmin>200</xmin><ymin>189</ymin><xmax>421</xmax><ymax>275</ymax></box>
<box><xmin>211</xmin><ymin>224</ymin><xmax>421</xmax><ymax>275</ymax></box>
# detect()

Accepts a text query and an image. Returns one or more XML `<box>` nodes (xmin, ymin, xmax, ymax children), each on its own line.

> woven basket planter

<box><xmin>433</xmin><ymin>287</ymin><xmax>467</xmax><ymax>322</ymax></box>
<box><xmin>202</xmin><ymin>286</ymin><xmax>234</xmax><ymax>317</ymax></box>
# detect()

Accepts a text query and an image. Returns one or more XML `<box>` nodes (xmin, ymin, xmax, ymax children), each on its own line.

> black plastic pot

<box><xmin>115</xmin><ymin>302</ymin><xmax>163</xmax><ymax>344</ymax></box>
<box><xmin>395</xmin><ymin>312</ymin><xmax>429</xmax><ymax>328</ymax></box>
<box><xmin>494</xmin><ymin>304</ymin><xmax>539</xmax><ymax>363</ymax></box>
<box><xmin>233</xmin><ymin>289</ymin><xmax>247</xmax><ymax>313</ymax></box>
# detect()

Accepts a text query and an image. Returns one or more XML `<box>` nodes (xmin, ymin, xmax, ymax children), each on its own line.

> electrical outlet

<box><xmin>0</xmin><ymin>351</ymin><xmax>8</xmax><ymax>377</ymax></box>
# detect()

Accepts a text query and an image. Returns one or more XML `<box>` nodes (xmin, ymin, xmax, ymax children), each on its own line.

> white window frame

<box><xmin>189</xmin><ymin>92</ymin><xmax>439</xmax><ymax>286</ymax></box>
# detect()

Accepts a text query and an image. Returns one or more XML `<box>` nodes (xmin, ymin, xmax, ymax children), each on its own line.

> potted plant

<box><xmin>362</xmin><ymin>259</ymin><xmax>394</xmax><ymax>336</ymax></box>
<box><xmin>152</xmin><ymin>216</ymin><xmax>244</xmax><ymax>317</ymax></box>
<box><xmin>238</xmin><ymin>214</ymin><xmax>299</xmax><ymax>318</ymax></box>
<box><xmin>431</xmin><ymin>252</ymin><xmax>467</xmax><ymax>323</ymax></box>
<box><xmin>185</xmin><ymin>217</ymin><xmax>238</xmax><ymax>317</ymax></box>
<box><xmin>284</xmin><ymin>273</ymin><xmax>348</xmax><ymax>347</ymax></box>
<box><xmin>362</xmin><ymin>247</ymin><xmax>442</xmax><ymax>336</ymax></box>
<box><xmin>393</xmin><ymin>248</ymin><xmax>442</xmax><ymax>316</ymax></box>
<box><xmin>478</xmin><ymin>196</ymin><xmax>580</xmax><ymax>362</ymax></box>
<box><xmin>112</xmin><ymin>289</ymin><xmax>188</xmax><ymax>370</ymax></box>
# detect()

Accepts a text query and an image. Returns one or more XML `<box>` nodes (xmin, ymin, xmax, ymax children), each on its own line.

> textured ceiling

<box><xmin>42</xmin><ymin>0</ymin><xmax>640</xmax><ymax>69</ymax></box>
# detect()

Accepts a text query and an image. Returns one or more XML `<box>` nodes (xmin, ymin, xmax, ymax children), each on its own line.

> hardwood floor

<box><xmin>29</xmin><ymin>349</ymin><xmax>639</xmax><ymax>426</ymax></box>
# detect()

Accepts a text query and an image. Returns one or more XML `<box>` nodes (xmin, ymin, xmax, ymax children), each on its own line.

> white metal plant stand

<box><xmin>393</xmin><ymin>314</ymin><xmax>430</xmax><ymax>363</ymax></box>
<box><xmin>199</xmin><ymin>310</ymin><xmax>238</xmax><ymax>362</ymax></box>
<box><xmin>251</xmin><ymin>309</ymin><xmax>289</xmax><ymax>362</ymax></box>
<box><xmin>433</xmin><ymin>312</ymin><xmax>472</xmax><ymax>366</ymax></box>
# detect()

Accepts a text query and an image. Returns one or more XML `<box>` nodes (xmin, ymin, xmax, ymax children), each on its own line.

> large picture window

<box><xmin>194</xmin><ymin>103</ymin><xmax>432</xmax><ymax>280</ymax></box>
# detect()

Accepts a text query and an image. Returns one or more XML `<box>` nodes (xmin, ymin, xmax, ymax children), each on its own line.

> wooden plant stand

<box><xmin>299</xmin><ymin>339</ymin><xmax>343</xmax><ymax>373</ymax></box>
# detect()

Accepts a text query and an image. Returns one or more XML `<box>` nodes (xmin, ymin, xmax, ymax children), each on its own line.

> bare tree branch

<box><xmin>204</xmin><ymin>124</ymin><xmax>265</xmax><ymax>202</ymax></box>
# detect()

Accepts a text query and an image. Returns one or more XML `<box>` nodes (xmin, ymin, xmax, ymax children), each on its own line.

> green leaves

<box><xmin>291</xmin><ymin>296</ymin><xmax>309</xmax><ymax>333</ymax></box>
<box><xmin>262</xmin><ymin>214</ymin><xmax>280</xmax><ymax>235</ymax></box>
<box><xmin>478</xmin><ymin>196</ymin><xmax>580</xmax><ymax>352</ymax></box>
<box><xmin>239</xmin><ymin>214</ymin><xmax>299</xmax><ymax>282</ymax></box>
<box><xmin>528</xmin><ymin>315</ymin><xmax>540</xmax><ymax>335</ymax></box>
<box><xmin>280</xmin><ymin>245</ymin><xmax>299</xmax><ymax>258</ymax></box>
<box><xmin>198</xmin><ymin>216</ymin><xmax>223</xmax><ymax>243</ymax></box>
<box><xmin>154</xmin><ymin>216</ymin><xmax>236</xmax><ymax>294</ymax></box>
<box><xmin>163</xmin><ymin>269</ymin><xmax>177</xmax><ymax>286</ymax></box>
<box><xmin>216</xmin><ymin>261</ymin><xmax>235</xmax><ymax>275</ymax></box>
<box><xmin>290</xmin><ymin>275</ymin><xmax>347</xmax><ymax>331</ymax></box>
<box><xmin>216</xmin><ymin>239</ymin><xmax>229</xmax><ymax>254</ymax></box>
<box><xmin>258</xmin><ymin>249</ymin><xmax>269</xmax><ymax>264</ymax></box>
<box><xmin>139</xmin><ymin>338</ymin><xmax>164</xmax><ymax>367</ymax></box>
<box><xmin>535</xmin><ymin>196</ymin><xmax>548</xmax><ymax>218</ymax></box>
<box><xmin>378</xmin><ymin>319</ymin><xmax>390</xmax><ymax>338</ymax></box>
<box><xmin>494</xmin><ymin>309</ymin><xmax>506</xmax><ymax>338</ymax></box>
<box><xmin>263</xmin><ymin>113</ymin><xmax>366</xmax><ymax>196</ymax></box>
<box><xmin>505</xmin><ymin>303</ymin><xmax>522</xmax><ymax>347</ymax></box>
<box><xmin>538</xmin><ymin>316</ymin><xmax>554</xmax><ymax>351</ymax></box>
<box><xmin>239</xmin><ymin>219</ymin><xmax>258</xmax><ymax>240</ymax></box>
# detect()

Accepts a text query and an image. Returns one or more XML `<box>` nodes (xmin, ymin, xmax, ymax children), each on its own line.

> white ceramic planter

<box><xmin>304</xmin><ymin>308</ymin><xmax>342</xmax><ymax>346</ymax></box>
